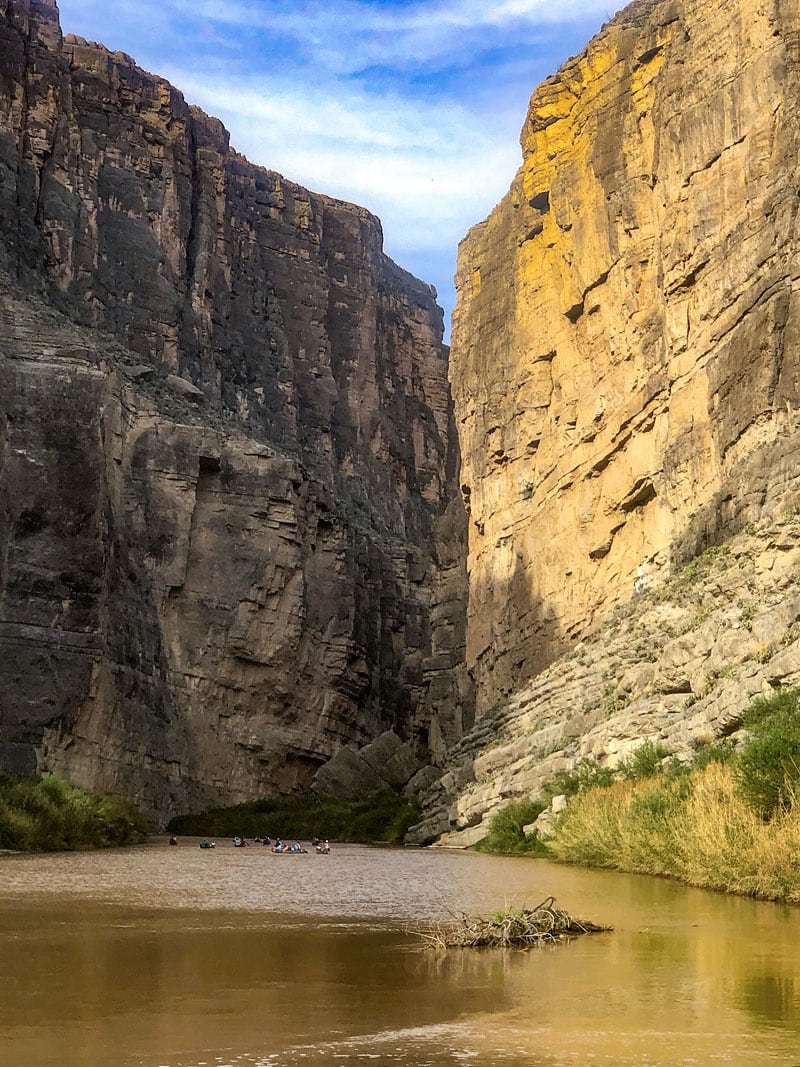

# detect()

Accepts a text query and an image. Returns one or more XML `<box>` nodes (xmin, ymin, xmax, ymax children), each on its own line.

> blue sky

<box><xmin>56</xmin><ymin>0</ymin><xmax>619</xmax><ymax>338</ymax></box>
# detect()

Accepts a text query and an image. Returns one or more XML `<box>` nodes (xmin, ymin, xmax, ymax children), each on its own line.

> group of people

<box><xmin>271</xmin><ymin>838</ymin><xmax>331</xmax><ymax>854</ymax></box>
<box><xmin>177</xmin><ymin>833</ymin><xmax>332</xmax><ymax>851</ymax></box>
<box><xmin>271</xmin><ymin>839</ymin><xmax>308</xmax><ymax>853</ymax></box>
<box><xmin>189</xmin><ymin>835</ymin><xmax>331</xmax><ymax>853</ymax></box>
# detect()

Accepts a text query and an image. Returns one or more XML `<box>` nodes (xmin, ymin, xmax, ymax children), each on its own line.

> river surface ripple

<box><xmin>1</xmin><ymin>840</ymin><xmax>799</xmax><ymax>1066</ymax></box>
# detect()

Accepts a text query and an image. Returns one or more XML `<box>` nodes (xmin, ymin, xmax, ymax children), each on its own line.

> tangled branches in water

<box><xmin>417</xmin><ymin>896</ymin><xmax>611</xmax><ymax>949</ymax></box>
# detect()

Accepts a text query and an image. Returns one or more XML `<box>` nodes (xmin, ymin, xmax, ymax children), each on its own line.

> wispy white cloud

<box><xmin>58</xmin><ymin>0</ymin><xmax>614</xmax><ymax>329</ymax></box>
<box><xmin>172</xmin><ymin>0</ymin><xmax>613</xmax><ymax>35</ymax></box>
<box><xmin>165</xmin><ymin>0</ymin><xmax>616</xmax><ymax>73</ymax></box>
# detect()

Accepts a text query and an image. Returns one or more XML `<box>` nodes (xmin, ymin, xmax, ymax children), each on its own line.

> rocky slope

<box><xmin>412</xmin><ymin>505</ymin><xmax>800</xmax><ymax>844</ymax></box>
<box><xmin>417</xmin><ymin>0</ymin><xmax>800</xmax><ymax>841</ymax></box>
<box><xmin>451</xmin><ymin>0</ymin><xmax>800</xmax><ymax>718</ymax></box>
<box><xmin>0</xmin><ymin>0</ymin><xmax>468</xmax><ymax>819</ymax></box>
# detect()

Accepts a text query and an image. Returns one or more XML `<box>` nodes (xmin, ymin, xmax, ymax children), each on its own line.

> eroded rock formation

<box><xmin>0</xmin><ymin>0</ymin><xmax>468</xmax><ymax>819</ymax></box>
<box><xmin>7</xmin><ymin>0</ymin><xmax>800</xmax><ymax>835</ymax></box>
<box><xmin>401</xmin><ymin>0</ymin><xmax>800</xmax><ymax>842</ymax></box>
<box><xmin>411</xmin><ymin>508</ymin><xmax>800</xmax><ymax>844</ymax></box>
<box><xmin>451</xmin><ymin>0</ymin><xmax>800</xmax><ymax>719</ymax></box>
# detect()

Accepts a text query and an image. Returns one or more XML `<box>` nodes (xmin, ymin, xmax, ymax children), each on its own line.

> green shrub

<box><xmin>473</xmin><ymin>799</ymin><xmax>547</xmax><ymax>855</ymax></box>
<box><xmin>743</xmin><ymin>689</ymin><xmax>800</xmax><ymax>729</ymax></box>
<box><xmin>618</xmin><ymin>739</ymin><xmax>671</xmax><ymax>780</ymax></box>
<box><xmin>691</xmin><ymin>738</ymin><xmax>737</xmax><ymax>771</ymax></box>
<box><xmin>0</xmin><ymin>775</ymin><xmax>146</xmax><ymax>851</ymax></box>
<box><xmin>662</xmin><ymin>755</ymin><xmax>691</xmax><ymax>779</ymax></box>
<box><xmin>576</xmin><ymin>759</ymin><xmax>616</xmax><ymax>791</ymax></box>
<box><xmin>736</xmin><ymin>689</ymin><xmax>800</xmax><ymax>818</ymax></box>
<box><xmin>542</xmin><ymin>758</ymin><xmax>615</xmax><ymax>800</ymax></box>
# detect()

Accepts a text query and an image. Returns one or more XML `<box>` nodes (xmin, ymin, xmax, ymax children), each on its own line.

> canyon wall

<box><xmin>0</xmin><ymin>0</ymin><xmax>468</xmax><ymax>818</ymax></box>
<box><xmin>451</xmin><ymin>0</ymin><xmax>800</xmax><ymax>720</ymax></box>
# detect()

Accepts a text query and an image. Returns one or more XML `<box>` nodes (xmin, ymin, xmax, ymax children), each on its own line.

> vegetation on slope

<box><xmin>556</xmin><ymin>691</ymin><xmax>800</xmax><ymax>899</ymax></box>
<box><xmin>474</xmin><ymin>740</ymin><xmax>672</xmax><ymax>857</ymax></box>
<box><xmin>481</xmin><ymin>691</ymin><xmax>800</xmax><ymax>901</ymax></box>
<box><xmin>473</xmin><ymin>799</ymin><xmax>548</xmax><ymax>855</ymax></box>
<box><xmin>547</xmin><ymin>762</ymin><xmax>800</xmax><ymax>901</ymax></box>
<box><xmin>167</xmin><ymin>790</ymin><xmax>419</xmax><ymax>845</ymax></box>
<box><xmin>0</xmin><ymin>775</ymin><xmax>147</xmax><ymax>851</ymax></box>
<box><xmin>425</xmin><ymin>513</ymin><xmax>800</xmax><ymax>855</ymax></box>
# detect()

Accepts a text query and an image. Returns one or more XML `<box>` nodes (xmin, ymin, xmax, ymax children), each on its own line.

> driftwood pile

<box><xmin>419</xmin><ymin>896</ymin><xmax>611</xmax><ymax>949</ymax></box>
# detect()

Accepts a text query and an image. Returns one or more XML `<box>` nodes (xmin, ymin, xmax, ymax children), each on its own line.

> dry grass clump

<box><xmin>547</xmin><ymin>763</ymin><xmax>800</xmax><ymax>901</ymax></box>
<box><xmin>419</xmin><ymin>896</ymin><xmax>611</xmax><ymax>949</ymax></box>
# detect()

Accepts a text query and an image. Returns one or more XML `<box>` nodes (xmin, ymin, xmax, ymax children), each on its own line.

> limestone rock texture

<box><xmin>412</xmin><ymin>509</ymin><xmax>800</xmax><ymax>845</ymax></box>
<box><xmin>451</xmin><ymin>0</ymin><xmax>800</xmax><ymax>719</ymax></box>
<box><xmin>0</xmin><ymin>0</ymin><xmax>468</xmax><ymax>819</ymax></box>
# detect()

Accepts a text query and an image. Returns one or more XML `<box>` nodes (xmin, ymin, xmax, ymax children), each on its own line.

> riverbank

<box><xmin>533</xmin><ymin>687</ymin><xmax>800</xmax><ymax>904</ymax></box>
<box><xmin>0</xmin><ymin>775</ymin><xmax>146</xmax><ymax>851</ymax></box>
<box><xmin>546</xmin><ymin>761</ymin><xmax>800</xmax><ymax>902</ymax></box>
<box><xmin>167</xmin><ymin>789</ymin><xmax>419</xmax><ymax>845</ymax></box>
<box><xmin>474</xmin><ymin>688</ymin><xmax>800</xmax><ymax>902</ymax></box>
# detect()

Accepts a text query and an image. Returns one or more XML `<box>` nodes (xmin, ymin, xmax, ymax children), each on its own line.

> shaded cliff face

<box><xmin>0</xmin><ymin>0</ymin><xmax>468</xmax><ymax>817</ymax></box>
<box><xmin>451</xmin><ymin>0</ymin><xmax>800</xmax><ymax>717</ymax></box>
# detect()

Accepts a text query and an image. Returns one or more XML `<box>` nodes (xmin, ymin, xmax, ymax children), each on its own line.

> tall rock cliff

<box><xmin>451</xmin><ymin>0</ymin><xmax>800</xmax><ymax>720</ymax></box>
<box><xmin>0</xmin><ymin>0</ymin><xmax>468</xmax><ymax>818</ymax></box>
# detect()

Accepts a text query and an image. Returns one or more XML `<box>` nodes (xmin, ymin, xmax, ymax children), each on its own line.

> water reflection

<box><xmin>737</xmin><ymin>968</ymin><xmax>800</xmax><ymax>1029</ymax></box>
<box><xmin>2</xmin><ymin>843</ymin><xmax>800</xmax><ymax>1065</ymax></box>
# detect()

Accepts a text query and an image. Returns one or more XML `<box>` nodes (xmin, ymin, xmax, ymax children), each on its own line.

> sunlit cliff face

<box><xmin>451</xmin><ymin>0</ymin><xmax>800</xmax><ymax>714</ymax></box>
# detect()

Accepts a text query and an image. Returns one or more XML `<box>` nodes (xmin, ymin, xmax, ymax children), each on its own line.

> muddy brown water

<box><xmin>1</xmin><ymin>839</ymin><xmax>800</xmax><ymax>1066</ymax></box>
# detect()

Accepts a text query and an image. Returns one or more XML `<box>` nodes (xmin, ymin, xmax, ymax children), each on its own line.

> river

<box><xmin>1</xmin><ymin>839</ymin><xmax>799</xmax><ymax>1066</ymax></box>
